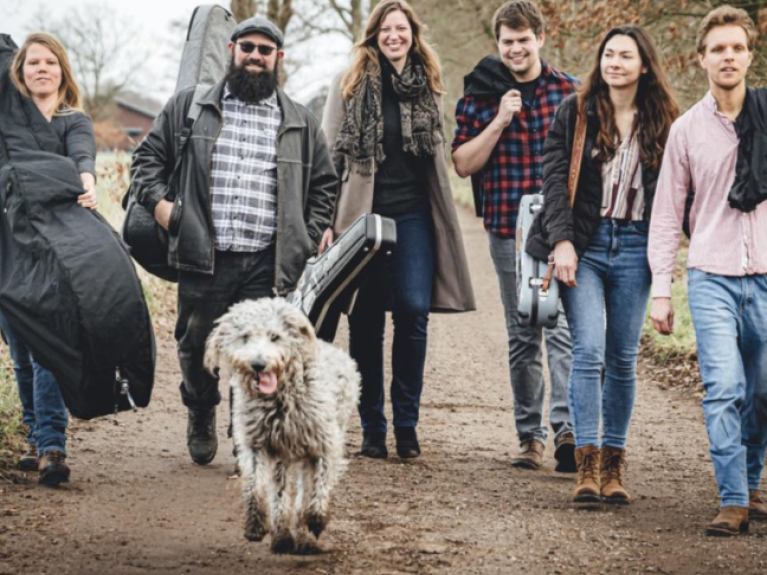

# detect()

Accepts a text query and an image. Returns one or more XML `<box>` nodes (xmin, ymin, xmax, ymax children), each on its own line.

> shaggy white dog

<box><xmin>204</xmin><ymin>297</ymin><xmax>360</xmax><ymax>554</ymax></box>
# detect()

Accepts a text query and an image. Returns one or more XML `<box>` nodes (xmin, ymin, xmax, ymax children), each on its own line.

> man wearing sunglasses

<box><xmin>131</xmin><ymin>16</ymin><xmax>338</xmax><ymax>466</ymax></box>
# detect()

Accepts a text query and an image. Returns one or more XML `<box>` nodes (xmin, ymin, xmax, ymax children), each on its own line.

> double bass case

<box><xmin>0</xmin><ymin>34</ymin><xmax>155</xmax><ymax>419</ymax></box>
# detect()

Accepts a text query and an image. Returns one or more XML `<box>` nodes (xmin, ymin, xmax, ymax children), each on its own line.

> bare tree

<box><xmin>30</xmin><ymin>3</ymin><xmax>155</xmax><ymax>120</ymax></box>
<box><xmin>231</xmin><ymin>0</ymin><xmax>258</xmax><ymax>21</ymax></box>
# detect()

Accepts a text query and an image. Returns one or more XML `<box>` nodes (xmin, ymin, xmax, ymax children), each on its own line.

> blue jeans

<box><xmin>487</xmin><ymin>232</ymin><xmax>572</xmax><ymax>446</ymax></box>
<box><xmin>349</xmin><ymin>210</ymin><xmax>434</xmax><ymax>434</ymax></box>
<box><xmin>560</xmin><ymin>219</ymin><xmax>651</xmax><ymax>450</ymax></box>
<box><xmin>687</xmin><ymin>270</ymin><xmax>767</xmax><ymax>508</ymax></box>
<box><xmin>0</xmin><ymin>311</ymin><xmax>67</xmax><ymax>454</ymax></box>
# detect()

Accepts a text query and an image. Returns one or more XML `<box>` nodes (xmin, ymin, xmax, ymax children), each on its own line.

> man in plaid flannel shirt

<box><xmin>132</xmin><ymin>17</ymin><xmax>337</xmax><ymax>466</ymax></box>
<box><xmin>452</xmin><ymin>1</ymin><xmax>577</xmax><ymax>472</ymax></box>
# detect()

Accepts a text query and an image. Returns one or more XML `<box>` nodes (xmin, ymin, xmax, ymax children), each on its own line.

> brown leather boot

<box><xmin>749</xmin><ymin>490</ymin><xmax>767</xmax><ymax>522</ymax></box>
<box><xmin>511</xmin><ymin>439</ymin><xmax>545</xmax><ymax>470</ymax></box>
<box><xmin>706</xmin><ymin>506</ymin><xmax>749</xmax><ymax>537</ymax></box>
<box><xmin>600</xmin><ymin>446</ymin><xmax>630</xmax><ymax>504</ymax></box>
<box><xmin>571</xmin><ymin>445</ymin><xmax>601</xmax><ymax>504</ymax></box>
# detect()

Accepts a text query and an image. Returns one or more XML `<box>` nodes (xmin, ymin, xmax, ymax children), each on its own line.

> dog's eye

<box><xmin>270</xmin><ymin>333</ymin><xmax>280</xmax><ymax>342</ymax></box>
<box><xmin>241</xmin><ymin>334</ymin><xmax>249</xmax><ymax>343</ymax></box>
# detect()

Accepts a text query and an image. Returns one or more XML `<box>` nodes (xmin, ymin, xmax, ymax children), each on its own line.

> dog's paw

<box><xmin>294</xmin><ymin>539</ymin><xmax>322</xmax><ymax>555</ymax></box>
<box><xmin>270</xmin><ymin>531</ymin><xmax>296</xmax><ymax>554</ymax></box>
<box><xmin>305</xmin><ymin>512</ymin><xmax>329</xmax><ymax>539</ymax></box>
<box><xmin>244</xmin><ymin>514</ymin><xmax>267</xmax><ymax>542</ymax></box>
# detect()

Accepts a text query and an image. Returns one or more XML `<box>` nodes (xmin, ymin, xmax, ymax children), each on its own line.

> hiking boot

<box><xmin>554</xmin><ymin>432</ymin><xmax>577</xmax><ymax>473</ymax></box>
<box><xmin>511</xmin><ymin>439</ymin><xmax>545</xmax><ymax>469</ymax></box>
<box><xmin>38</xmin><ymin>451</ymin><xmax>70</xmax><ymax>487</ymax></box>
<box><xmin>572</xmin><ymin>445</ymin><xmax>601</xmax><ymax>504</ymax></box>
<box><xmin>18</xmin><ymin>443</ymin><xmax>38</xmax><ymax>472</ymax></box>
<box><xmin>600</xmin><ymin>446</ymin><xmax>630</xmax><ymax>504</ymax></box>
<box><xmin>187</xmin><ymin>407</ymin><xmax>218</xmax><ymax>465</ymax></box>
<box><xmin>394</xmin><ymin>427</ymin><xmax>421</xmax><ymax>459</ymax></box>
<box><xmin>706</xmin><ymin>506</ymin><xmax>749</xmax><ymax>537</ymax></box>
<box><xmin>360</xmin><ymin>432</ymin><xmax>388</xmax><ymax>459</ymax></box>
<box><xmin>749</xmin><ymin>490</ymin><xmax>767</xmax><ymax>522</ymax></box>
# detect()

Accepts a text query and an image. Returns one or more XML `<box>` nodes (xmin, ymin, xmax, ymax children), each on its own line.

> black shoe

<box><xmin>187</xmin><ymin>407</ymin><xmax>218</xmax><ymax>465</ymax></box>
<box><xmin>554</xmin><ymin>432</ymin><xmax>577</xmax><ymax>473</ymax></box>
<box><xmin>38</xmin><ymin>451</ymin><xmax>70</xmax><ymax>486</ymax></box>
<box><xmin>361</xmin><ymin>432</ymin><xmax>388</xmax><ymax>458</ymax></box>
<box><xmin>394</xmin><ymin>427</ymin><xmax>421</xmax><ymax>459</ymax></box>
<box><xmin>18</xmin><ymin>443</ymin><xmax>38</xmax><ymax>472</ymax></box>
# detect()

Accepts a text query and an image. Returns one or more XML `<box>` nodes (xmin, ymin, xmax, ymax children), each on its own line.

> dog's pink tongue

<box><xmin>257</xmin><ymin>372</ymin><xmax>278</xmax><ymax>395</ymax></box>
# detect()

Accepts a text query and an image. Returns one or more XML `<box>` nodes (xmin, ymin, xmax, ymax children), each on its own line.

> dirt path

<box><xmin>1</xmin><ymin>207</ymin><xmax>765</xmax><ymax>575</ymax></box>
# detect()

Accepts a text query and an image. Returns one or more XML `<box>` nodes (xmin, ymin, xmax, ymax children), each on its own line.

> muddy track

<box><xmin>1</xmin><ymin>207</ymin><xmax>765</xmax><ymax>575</ymax></box>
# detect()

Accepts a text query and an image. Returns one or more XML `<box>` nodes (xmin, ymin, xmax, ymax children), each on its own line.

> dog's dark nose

<box><xmin>251</xmin><ymin>362</ymin><xmax>266</xmax><ymax>374</ymax></box>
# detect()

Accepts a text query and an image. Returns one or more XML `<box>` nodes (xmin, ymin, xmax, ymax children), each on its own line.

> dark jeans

<box><xmin>0</xmin><ymin>310</ymin><xmax>67</xmax><ymax>454</ymax></box>
<box><xmin>176</xmin><ymin>248</ymin><xmax>275</xmax><ymax>410</ymax></box>
<box><xmin>349</xmin><ymin>210</ymin><xmax>435</xmax><ymax>435</ymax></box>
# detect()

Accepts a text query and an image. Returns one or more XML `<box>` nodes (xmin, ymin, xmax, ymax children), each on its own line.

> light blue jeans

<box><xmin>560</xmin><ymin>219</ymin><xmax>651</xmax><ymax>450</ymax></box>
<box><xmin>687</xmin><ymin>270</ymin><xmax>767</xmax><ymax>508</ymax></box>
<box><xmin>0</xmin><ymin>310</ymin><xmax>67</xmax><ymax>454</ymax></box>
<box><xmin>487</xmin><ymin>232</ymin><xmax>572</xmax><ymax>446</ymax></box>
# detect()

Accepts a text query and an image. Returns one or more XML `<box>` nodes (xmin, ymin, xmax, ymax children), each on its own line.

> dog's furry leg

<box><xmin>241</xmin><ymin>448</ymin><xmax>268</xmax><ymax>542</ymax></box>
<box><xmin>293</xmin><ymin>460</ymin><xmax>321</xmax><ymax>555</ymax></box>
<box><xmin>303</xmin><ymin>456</ymin><xmax>331</xmax><ymax>539</ymax></box>
<box><xmin>268</xmin><ymin>459</ymin><xmax>295</xmax><ymax>554</ymax></box>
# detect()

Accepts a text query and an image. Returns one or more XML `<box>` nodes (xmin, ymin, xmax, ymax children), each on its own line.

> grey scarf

<box><xmin>333</xmin><ymin>57</ymin><xmax>441</xmax><ymax>177</ymax></box>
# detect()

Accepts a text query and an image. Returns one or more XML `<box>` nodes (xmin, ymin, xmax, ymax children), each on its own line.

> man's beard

<box><xmin>225</xmin><ymin>57</ymin><xmax>279</xmax><ymax>103</ymax></box>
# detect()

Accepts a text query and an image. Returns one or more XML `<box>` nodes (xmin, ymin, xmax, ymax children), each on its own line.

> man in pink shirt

<box><xmin>649</xmin><ymin>6</ymin><xmax>767</xmax><ymax>537</ymax></box>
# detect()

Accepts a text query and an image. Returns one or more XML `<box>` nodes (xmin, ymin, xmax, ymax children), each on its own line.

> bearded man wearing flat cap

<box><xmin>131</xmin><ymin>16</ymin><xmax>338</xmax><ymax>465</ymax></box>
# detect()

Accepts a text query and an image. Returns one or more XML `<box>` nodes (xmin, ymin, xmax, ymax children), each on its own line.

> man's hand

<box><xmin>553</xmin><ymin>240</ymin><xmax>578</xmax><ymax>287</ymax></box>
<box><xmin>318</xmin><ymin>228</ymin><xmax>334</xmax><ymax>255</ymax></box>
<box><xmin>78</xmin><ymin>173</ymin><xmax>98</xmax><ymax>210</ymax></box>
<box><xmin>493</xmin><ymin>89</ymin><xmax>523</xmax><ymax>129</ymax></box>
<box><xmin>650</xmin><ymin>297</ymin><xmax>674</xmax><ymax>335</ymax></box>
<box><xmin>154</xmin><ymin>198</ymin><xmax>174</xmax><ymax>231</ymax></box>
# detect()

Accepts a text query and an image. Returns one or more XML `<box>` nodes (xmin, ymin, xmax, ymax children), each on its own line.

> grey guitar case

<box><xmin>175</xmin><ymin>4</ymin><xmax>237</xmax><ymax>92</ymax></box>
<box><xmin>516</xmin><ymin>194</ymin><xmax>560</xmax><ymax>328</ymax></box>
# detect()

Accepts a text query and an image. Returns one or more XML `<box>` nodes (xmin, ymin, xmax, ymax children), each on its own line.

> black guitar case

<box><xmin>0</xmin><ymin>34</ymin><xmax>155</xmax><ymax>419</ymax></box>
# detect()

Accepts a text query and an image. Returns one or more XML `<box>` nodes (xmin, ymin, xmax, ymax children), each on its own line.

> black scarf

<box><xmin>728</xmin><ymin>87</ymin><xmax>767</xmax><ymax>213</ymax></box>
<box><xmin>333</xmin><ymin>56</ymin><xmax>441</xmax><ymax>177</ymax></box>
<box><xmin>462</xmin><ymin>55</ymin><xmax>518</xmax><ymax>97</ymax></box>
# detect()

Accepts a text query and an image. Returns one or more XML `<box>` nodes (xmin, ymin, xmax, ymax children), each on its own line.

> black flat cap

<box><xmin>231</xmin><ymin>16</ymin><xmax>284</xmax><ymax>48</ymax></box>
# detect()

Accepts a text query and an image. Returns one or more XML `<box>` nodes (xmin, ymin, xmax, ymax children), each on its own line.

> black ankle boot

<box><xmin>361</xmin><ymin>432</ymin><xmax>388</xmax><ymax>458</ymax></box>
<box><xmin>394</xmin><ymin>427</ymin><xmax>420</xmax><ymax>459</ymax></box>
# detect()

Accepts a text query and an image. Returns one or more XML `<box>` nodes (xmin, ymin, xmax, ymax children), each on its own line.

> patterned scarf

<box><xmin>333</xmin><ymin>57</ymin><xmax>441</xmax><ymax>177</ymax></box>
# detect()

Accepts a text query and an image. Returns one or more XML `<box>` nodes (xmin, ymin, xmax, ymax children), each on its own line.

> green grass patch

<box><xmin>642</xmin><ymin>245</ymin><xmax>697</xmax><ymax>363</ymax></box>
<box><xmin>0</xmin><ymin>346</ymin><xmax>24</xmax><ymax>470</ymax></box>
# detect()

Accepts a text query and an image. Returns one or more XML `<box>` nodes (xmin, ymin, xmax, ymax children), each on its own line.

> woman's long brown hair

<box><xmin>341</xmin><ymin>0</ymin><xmax>444</xmax><ymax>101</ymax></box>
<box><xmin>578</xmin><ymin>25</ymin><xmax>679</xmax><ymax>171</ymax></box>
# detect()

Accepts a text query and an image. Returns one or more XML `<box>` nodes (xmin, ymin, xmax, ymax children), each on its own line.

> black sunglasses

<box><xmin>237</xmin><ymin>41</ymin><xmax>276</xmax><ymax>56</ymax></box>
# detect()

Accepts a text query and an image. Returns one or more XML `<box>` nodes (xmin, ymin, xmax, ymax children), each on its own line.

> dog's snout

<box><xmin>251</xmin><ymin>362</ymin><xmax>266</xmax><ymax>374</ymax></box>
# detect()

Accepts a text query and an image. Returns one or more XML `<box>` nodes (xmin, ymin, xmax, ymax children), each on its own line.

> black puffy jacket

<box><xmin>526</xmin><ymin>94</ymin><xmax>659</xmax><ymax>261</ymax></box>
<box><xmin>130</xmin><ymin>80</ymin><xmax>338</xmax><ymax>295</ymax></box>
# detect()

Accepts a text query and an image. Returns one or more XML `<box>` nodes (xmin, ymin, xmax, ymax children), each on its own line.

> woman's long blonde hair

<box><xmin>341</xmin><ymin>0</ymin><xmax>444</xmax><ymax>101</ymax></box>
<box><xmin>11</xmin><ymin>32</ymin><xmax>83</xmax><ymax>115</ymax></box>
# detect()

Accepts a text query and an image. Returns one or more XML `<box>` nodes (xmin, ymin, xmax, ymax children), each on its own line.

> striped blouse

<box><xmin>600</xmin><ymin>130</ymin><xmax>644</xmax><ymax>221</ymax></box>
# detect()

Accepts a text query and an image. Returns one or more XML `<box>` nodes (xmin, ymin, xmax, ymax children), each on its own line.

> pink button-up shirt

<box><xmin>649</xmin><ymin>91</ymin><xmax>767</xmax><ymax>298</ymax></box>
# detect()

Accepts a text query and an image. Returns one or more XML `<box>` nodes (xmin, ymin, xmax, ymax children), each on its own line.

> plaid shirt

<box><xmin>210</xmin><ymin>88</ymin><xmax>282</xmax><ymax>252</ymax></box>
<box><xmin>452</xmin><ymin>61</ymin><xmax>577</xmax><ymax>237</ymax></box>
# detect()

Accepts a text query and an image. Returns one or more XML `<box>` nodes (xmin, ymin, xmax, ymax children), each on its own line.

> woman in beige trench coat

<box><xmin>321</xmin><ymin>0</ymin><xmax>475</xmax><ymax>459</ymax></box>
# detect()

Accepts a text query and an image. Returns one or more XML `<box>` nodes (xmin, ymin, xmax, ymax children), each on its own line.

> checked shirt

<box><xmin>452</xmin><ymin>61</ymin><xmax>577</xmax><ymax>238</ymax></box>
<box><xmin>210</xmin><ymin>88</ymin><xmax>283</xmax><ymax>252</ymax></box>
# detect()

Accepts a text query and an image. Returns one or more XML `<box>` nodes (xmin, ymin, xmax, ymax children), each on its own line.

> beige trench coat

<box><xmin>322</xmin><ymin>74</ymin><xmax>476</xmax><ymax>313</ymax></box>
